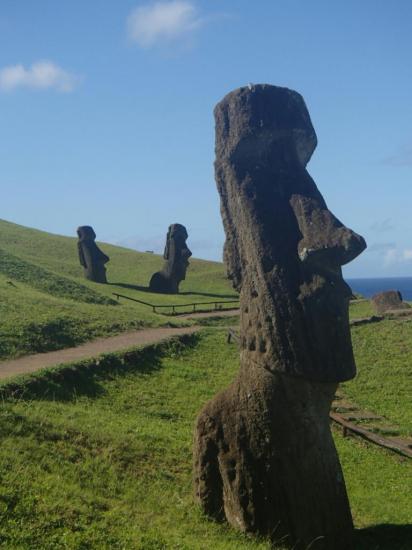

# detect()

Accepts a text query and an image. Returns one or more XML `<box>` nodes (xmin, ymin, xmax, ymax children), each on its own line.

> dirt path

<box><xmin>0</xmin><ymin>326</ymin><xmax>199</xmax><ymax>381</ymax></box>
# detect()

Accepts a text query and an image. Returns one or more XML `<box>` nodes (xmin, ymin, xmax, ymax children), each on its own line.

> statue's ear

<box><xmin>163</xmin><ymin>228</ymin><xmax>171</xmax><ymax>259</ymax></box>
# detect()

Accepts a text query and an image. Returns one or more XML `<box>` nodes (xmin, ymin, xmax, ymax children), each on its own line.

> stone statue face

<box><xmin>149</xmin><ymin>223</ymin><xmax>192</xmax><ymax>293</ymax></box>
<box><xmin>164</xmin><ymin>223</ymin><xmax>192</xmax><ymax>281</ymax></box>
<box><xmin>77</xmin><ymin>225</ymin><xmax>96</xmax><ymax>242</ymax></box>
<box><xmin>215</xmin><ymin>85</ymin><xmax>366</xmax><ymax>382</ymax></box>
<box><xmin>77</xmin><ymin>225</ymin><xmax>109</xmax><ymax>283</ymax></box>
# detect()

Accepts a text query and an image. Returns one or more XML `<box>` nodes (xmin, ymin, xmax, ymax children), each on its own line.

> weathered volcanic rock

<box><xmin>149</xmin><ymin>224</ymin><xmax>192</xmax><ymax>294</ymax></box>
<box><xmin>77</xmin><ymin>226</ymin><xmax>110</xmax><ymax>283</ymax></box>
<box><xmin>371</xmin><ymin>290</ymin><xmax>410</xmax><ymax>314</ymax></box>
<box><xmin>193</xmin><ymin>84</ymin><xmax>366</xmax><ymax>549</ymax></box>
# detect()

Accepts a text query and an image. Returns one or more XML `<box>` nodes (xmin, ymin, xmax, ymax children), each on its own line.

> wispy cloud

<box><xmin>381</xmin><ymin>147</ymin><xmax>412</xmax><ymax>167</ymax></box>
<box><xmin>383</xmin><ymin>246</ymin><xmax>412</xmax><ymax>266</ymax></box>
<box><xmin>383</xmin><ymin>248</ymin><xmax>398</xmax><ymax>266</ymax></box>
<box><xmin>369</xmin><ymin>218</ymin><xmax>394</xmax><ymax>233</ymax></box>
<box><xmin>0</xmin><ymin>61</ymin><xmax>79</xmax><ymax>92</ymax></box>
<box><xmin>368</xmin><ymin>242</ymin><xmax>396</xmax><ymax>253</ymax></box>
<box><xmin>127</xmin><ymin>1</ymin><xmax>204</xmax><ymax>48</ymax></box>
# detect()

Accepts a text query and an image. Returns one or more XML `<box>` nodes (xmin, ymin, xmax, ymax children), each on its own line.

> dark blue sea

<box><xmin>346</xmin><ymin>277</ymin><xmax>412</xmax><ymax>300</ymax></box>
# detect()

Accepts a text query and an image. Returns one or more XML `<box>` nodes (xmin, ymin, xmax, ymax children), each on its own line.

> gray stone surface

<box><xmin>371</xmin><ymin>290</ymin><xmax>410</xmax><ymax>314</ymax></box>
<box><xmin>77</xmin><ymin>226</ymin><xmax>109</xmax><ymax>283</ymax></box>
<box><xmin>149</xmin><ymin>224</ymin><xmax>192</xmax><ymax>294</ymax></box>
<box><xmin>194</xmin><ymin>84</ymin><xmax>366</xmax><ymax>549</ymax></box>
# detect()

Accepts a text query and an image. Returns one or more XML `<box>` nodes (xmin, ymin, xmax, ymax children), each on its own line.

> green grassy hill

<box><xmin>0</xmin><ymin>218</ymin><xmax>381</xmax><ymax>361</ymax></box>
<box><xmin>0</xmin><ymin>219</ymin><xmax>411</xmax><ymax>548</ymax></box>
<box><xmin>0</xmin><ymin>219</ymin><xmax>235</xmax><ymax>359</ymax></box>
<box><xmin>0</xmin><ymin>330</ymin><xmax>410</xmax><ymax>549</ymax></box>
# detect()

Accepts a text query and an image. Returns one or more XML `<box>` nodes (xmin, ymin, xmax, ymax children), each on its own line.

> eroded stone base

<box><xmin>194</xmin><ymin>366</ymin><xmax>353</xmax><ymax>550</ymax></box>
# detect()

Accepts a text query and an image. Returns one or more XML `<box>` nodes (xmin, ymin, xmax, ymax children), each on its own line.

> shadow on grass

<box><xmin>110</xmin><ymin>282</ymin><xmax>238</xmax><ymax>300</ymax></box>
<box><xmin>355</xmin><ymin>524</ymin><xmax>412</xmax><ymax>549</ymax></box>
<box><xmin>0</xmin><ymin>334</ymin><xmax>200</xmax><ymax>403</ymax></box>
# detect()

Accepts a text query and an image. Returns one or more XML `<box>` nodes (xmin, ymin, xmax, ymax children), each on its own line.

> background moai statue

<box><xmin>371</xmin><ymin>290</ymin><xmax>410</xmax><ymax>314</ymax></box>
<box><xmin>193</xmin><ymin>85</ymin><xmax>366</xmax><ymax>549</ymax></box>
<box><xmin>77</xmin><ymin>226</ymin><xmax>110</xmax><ymax>283</ymax></box>
<box><xmin>149</xmin><ymin>224</ymin><xmax>192</xmax><ymax>294</ymax></box>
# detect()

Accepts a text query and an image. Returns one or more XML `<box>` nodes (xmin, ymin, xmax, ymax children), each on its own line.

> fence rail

<box><xmin>112</xmin><ymin>292</ymin><xmax>239</xmax><ymax>316</ymax></box>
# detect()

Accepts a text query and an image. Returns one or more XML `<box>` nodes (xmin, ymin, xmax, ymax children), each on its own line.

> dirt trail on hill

<box><xmin>0</xmin><ymin>326</ymin><xmax>199</xmax><ymax>381</ymax></box>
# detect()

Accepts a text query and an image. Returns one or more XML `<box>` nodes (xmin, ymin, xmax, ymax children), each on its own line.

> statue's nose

<box><xmin>299</xmin><ymin>225</ymin><xmax>366</xmax><ymax>268</ymax></box>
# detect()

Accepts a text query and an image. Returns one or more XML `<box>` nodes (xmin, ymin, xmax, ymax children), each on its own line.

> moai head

<box><xmin>77</xmin><ymin>225</ymin><xmax>110</xmax><ymax>283</ymax></box>
<box><xmin>163</xmin><ymin>223</ymin><xmax>192</xmax><ymax>284</ymax></box>
<box><xmin>371</xmin><ymin>289</ymin><xmax>411</xmax><ymax>314</ymax></box>
<box><xmin>149</xmin><ymin>223</ymin><xmax>192</xmax><ymax>293</ymax></box>
<box><xmin>215</xmin><ymin>84</ymin><xmax>366</xmax><ymax>382</ymax></box>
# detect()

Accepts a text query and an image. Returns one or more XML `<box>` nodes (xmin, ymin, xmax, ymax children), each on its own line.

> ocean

<box><xmin>346</xmin><ymin>277</ymin><xmax>412</xmax><ymax>300</ymax></box>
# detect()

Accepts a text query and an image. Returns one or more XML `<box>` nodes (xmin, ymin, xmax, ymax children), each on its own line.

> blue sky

<box><xmin>1</xmin><ymin>0</ymin><xmax>411</xmax><ymax>277</ymax></box>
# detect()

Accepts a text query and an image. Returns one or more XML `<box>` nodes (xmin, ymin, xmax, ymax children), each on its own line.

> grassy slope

<box><xmin>348</xmin><ymin>300</ymin><xmax>374</xmax><ymax>318</ymax></box>
<box><xmin>344</xmin><ymin>318</ymin><xmax>412</xmax><ymax>435</ymax></box>
<box><xmin>0</xmin><ymin>330</ymin><xmax>410</xmax><ymax>549</ymax></box>
<box><xmin>0</xmin><ymin>218</ymin><xmax>233</xmax><ymax>300</ymax></box>
<box><xmin>0</xmin><ymin>218</ymin><xmax>380</xmax><ymax>361</ymax></box>
<box><xmin>0</xmin><ymin>219</ymin><xmax>235</xmax><ymax>359</ymax></box>
<box><xmin>1</xmin><ymin>218</ymin><xmax>410</xmax><ymax>434</ymax></box>
<box><xmin>0</xmin><ymin>272</ymin><xmax>154</xmax><ymax>358</ymax></box>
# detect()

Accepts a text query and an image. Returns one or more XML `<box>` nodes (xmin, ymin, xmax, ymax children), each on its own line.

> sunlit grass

<box><xmin>0</xmin><ymin>219</ymin><xmax>236</xmax><ymax>359</ymax></box>
<box><xmin>344</xmin><ymin>319</ymin><xmax>412</xmax><ymax>435</ymax></box>
<box><xmin>0</xmin><ymin>330</ymin><xmax>410</xmax><ymax>548</ymax></box>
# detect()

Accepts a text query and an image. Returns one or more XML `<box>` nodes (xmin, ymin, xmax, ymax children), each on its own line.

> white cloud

<box><xmin>383</xmin><ymin>247</ymin><xmax>412</xmax><ymax>266</ymax></box>
<box><xmin>369</xmin><ymin>218</ymin><xmax>394</xmax><ymax>232</ymax></box>
<box><xmin>383</xmin><ymin>248</ymin><xmax>398</xmax><ymax>266</ymax></box>
<box><xmin>127</xmin><ymin>1</ymin><xmax>203</xmax><ymax>48</ymax></box>
<box><xmin>368</xmin><ymin>242</ymin><xmax>396</xmax><ymax>253</ymax></box>
<box><xmin>0</xmin><ymin>61</ymin><xmax>79</xmax><ymax>92</ymax></box>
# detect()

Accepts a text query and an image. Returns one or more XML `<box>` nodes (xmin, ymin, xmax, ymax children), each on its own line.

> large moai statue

<box><xmin>193</xmin><ymin>85</ymin><xmax>366</xmax><ymax>549</ymax></box>
<box><xmin>77</xmin><ymin>226</ymin><xmax>110</xmax><ymax>283</ymax></box>
<box><xmin>149</xmin><ymin>224</ymin><xmax>192</xmax><ymax>294</ymax></box>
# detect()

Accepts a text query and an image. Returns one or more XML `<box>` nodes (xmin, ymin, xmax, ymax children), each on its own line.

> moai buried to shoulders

<box><xmin>193</xmin><ymin>85</ymin><xmax>366</xmax><ymax>549</ymax></box>
<box><xmin>149</xmin><ymin>224</ymin><xmax>192</xmax><ymax>294</ymax></box>
<box><xmin>371</xmin><ymin>290</ymin><xmax>410</xmax><ymax>314</ymax></box>
<box><xmin>77</xmin><ymin>226</ymin><xmax>110</xmax><ymax>283</ymax></box>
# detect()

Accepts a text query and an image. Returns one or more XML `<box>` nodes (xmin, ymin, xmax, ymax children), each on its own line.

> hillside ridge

<box><xmin>0</xmin><ymin>218</ymin><xmax>233</xmax><ymax>360</ymax></box>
